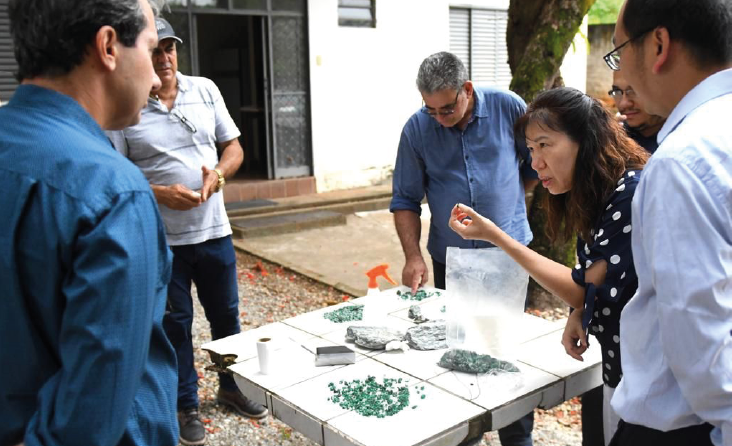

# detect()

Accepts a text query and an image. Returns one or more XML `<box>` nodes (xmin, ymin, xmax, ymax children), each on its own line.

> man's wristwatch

<box><xmin>213</xmin><ymin>168</ymin><xmax>225</xmax><ymax>193</ymax></box>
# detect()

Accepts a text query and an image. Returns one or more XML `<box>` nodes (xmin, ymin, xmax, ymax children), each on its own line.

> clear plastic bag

<box><xmin>445</xmin><ymin>247</ymin><xmax>529</xmax><ymax>359</ymax></box>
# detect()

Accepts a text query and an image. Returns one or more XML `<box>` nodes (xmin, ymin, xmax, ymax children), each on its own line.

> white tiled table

<box><xmin>202</xmin><ymin>286</ymin><xmax>602</xmax><ymax>446</ymax></box>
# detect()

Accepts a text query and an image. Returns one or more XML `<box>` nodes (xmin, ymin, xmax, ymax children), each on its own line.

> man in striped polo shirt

<box><xmin>111</xmin><ymin>17</ymin><xmax>267</xmax><ymax>446</ymax></box>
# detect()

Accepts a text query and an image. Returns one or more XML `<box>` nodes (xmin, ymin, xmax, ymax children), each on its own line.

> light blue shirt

<box><xmin>390</xmin><ymin>87</ymin><xmax>535</xmax><ymax>264</ymax></box>
<box><xmin>612</xmin><ymin>68</ymin><xmax>732</xmax><ymax>445</ymax></box>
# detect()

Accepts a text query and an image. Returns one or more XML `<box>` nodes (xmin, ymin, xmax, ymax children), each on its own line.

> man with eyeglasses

<box><xmin>390</xmin><ymin>51</ymin><xmax>538</xmax><ymax>446</ymax></box>
<box><xmin>604</xmin><ymin>1</ymin><xmax>732</xmax><ymax>445</ymax></box>
<box><xmin>609</xmin><ymin>70</ymin><xmax>665</xmax><ymax>154</ymax></box>
<box><xmin>109</xmin><ymin>17</ymin><xmax>267</xmax><ymax>446</ymax></box>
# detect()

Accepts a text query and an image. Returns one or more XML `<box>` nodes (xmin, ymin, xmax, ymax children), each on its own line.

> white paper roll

<box><xmin>257</xmin><ymin>337</ymin><xmax>272</xmax><ymax>374</ymax></box>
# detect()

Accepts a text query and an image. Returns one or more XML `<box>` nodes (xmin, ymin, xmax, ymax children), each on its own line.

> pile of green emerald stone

<box><xmin>327</xmin><ymin>376</ymin><xmax>426</xmax><ymax>417</ymax></box>
<box><xmin>438</xmin><ymin>349</ymin><xmax>520</xmax><ymax>374</ymax></box>
<box><xmin>323</xmin><ymin>304</ymin><xmax>364</xmax><ymax>323</ymax></box>
<box><xmin>396</xmin><ymin>289</ymin><xmax>441</xmax><ymax>301</ymax></box>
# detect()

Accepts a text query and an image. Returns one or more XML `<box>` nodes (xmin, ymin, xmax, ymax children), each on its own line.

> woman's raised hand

<box><xmin>448</xmin><ymin>203</ymin><xmax>501</xmax><ymax>243</ymax></box>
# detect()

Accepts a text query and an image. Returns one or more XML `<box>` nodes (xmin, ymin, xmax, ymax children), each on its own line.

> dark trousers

<box><xmin>581</xmin><ymin>385</ymin><xmax>605</xmax><ymax>446</ymax></box>
<box><xmin>609</xmin><ymin>420</ymin><xmax>714</xmax><ymax>446</ymax></box>
<box><xmin>433</xmin><ymin>258</ymin><xmax>534</xmax><ymax>446</ymax></box>
<box><xmin>165</xmin><ymin>235</ymin><xmax>241</xmax><ymax>410</ymax></box>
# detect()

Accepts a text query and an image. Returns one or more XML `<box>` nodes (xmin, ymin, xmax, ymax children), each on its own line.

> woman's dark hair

<box><xmin>624</xmin><ymin>0</ymin><xmax>732</xmax><ymax>69</ymax></box>
<box><xmin>9</xmin><ymin>0</ymin><xmax>154</xmax><ymax>81</ymax></box>
<box><xmin>515</xmin><ymin>87</ymin><xmax>649</xmax><ymax>243</ymax></box>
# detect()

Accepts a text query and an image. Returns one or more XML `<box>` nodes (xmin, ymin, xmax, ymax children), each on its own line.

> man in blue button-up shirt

<box><xmin>0</xmin><ymin>1</ymin><xmax>178</xmax><ymax>445</ymax></box>
<box><xmin>390</xmin><ymin>51</ymin><xmax>538</xmax><ymax>446</ymax></box>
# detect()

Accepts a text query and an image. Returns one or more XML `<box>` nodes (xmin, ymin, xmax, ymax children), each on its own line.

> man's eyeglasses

<box><xmin>603</xmin><ymin>29</ymin><xmax>653</xmax><ymax>71</ymax></box>
<box><xmin>608</xmin><ymin>87</ymin><xmax>637</xmax><ymax>100</ymax></box>
<box><xmin>170</xmin><ymin>108</ymin><xmax>197</xmax><ymax>133</ymax></box>
<box><xmin>421</xmin><ymin>89</ymin><xmax>460</xmax><ymax>116</ymax></box>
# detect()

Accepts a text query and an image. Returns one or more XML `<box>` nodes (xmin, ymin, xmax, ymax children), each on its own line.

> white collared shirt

<box><xmin>612</xmin><ymin>68</ymin><xmax>732</xmax><ymax>446</ymax></box>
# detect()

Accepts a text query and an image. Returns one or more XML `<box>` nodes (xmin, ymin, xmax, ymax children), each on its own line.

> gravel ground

<box><xmin>190</xmin><ymin>252</ymin><xmax>583</xmax><ymax>446</ymax></box>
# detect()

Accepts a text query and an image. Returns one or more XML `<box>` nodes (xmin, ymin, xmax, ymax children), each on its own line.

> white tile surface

<box><xmin>281</xmin><ymin>296</ymin><xmax>416</xmax><ymax>337</ymax></box>
<box><xmin>201</xmin><ymin>322</ymin><xmax>314</xmax><ymax>363</ymax></box>
<box><xmin>326</xmin><ymin>381</ymin><xmax>484</xmax><ymax>446</ymax></box>
<box><xmin>428</xmin><ymin>363</ymin><xmax>558</xmax><ymax>413</ymax></box>
<box><xmin>516</xmin><ymin>314</ymin><xmax>559</xmax><ymax>344</ymax></box>
<box><xmin>274</xmin><ymin>357</ymin><xmax>418</xmax><ymax>424</ymax></box>
<box><xmin>228</xmin><ymin>337</ymin><xmax>365</xmax><ymax>393</ymax></box>
<box><xmin>218</xmin><ymin>289</ymin><xmax>602</xmax><ymax>446</ymax></box>
<box><xmin>354</xmin><ymin>286</ymin><xmax>445</xmax><ymax>313</ymax></box>
<box><xmin>515</xmin><ymin>328</ymin><xmax>602</xmax><ymax>379</ymax></box>
<box><xmin>390</xmin><ymin>306</ymin><xmax>556</xmax><ymax>349</ymax></box>
<box><xmin>371</xmin><ymin>346</ymin><xmax>451</xmax><ymax>381</ymax></box>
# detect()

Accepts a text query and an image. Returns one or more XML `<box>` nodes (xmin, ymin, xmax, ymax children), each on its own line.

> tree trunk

<box><xmin>508</xmin><ymin>0</ymin><xmax>596</xmax><ymax>102</ymax></box>
<box><xmin>508</xmin><ymin>0</ymin><xmax>597</xmax><ymax>273</ymax></box>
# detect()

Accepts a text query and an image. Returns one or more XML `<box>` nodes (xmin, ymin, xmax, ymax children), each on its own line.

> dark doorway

<box><xmin>197</xmin><ymin>14</ymin><xmax>268</xmax><ymax>180</ymax></box>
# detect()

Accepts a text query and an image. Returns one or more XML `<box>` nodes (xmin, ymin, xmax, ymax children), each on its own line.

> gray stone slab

<box><xmin>405</xmin><ymin>320</ymin><xmax>447</xmax><ymax>350</ymax></box>
<box><xmin>225</xmin><ymin>198</ymin><xmax>278</xmax><ymax>211</ymax></box>
<box><xmin>345</xmin><ymin>326</ymin><xmax>405</xmax><ymax>350</ymax></box>
<box><xmin>231</xmin><ymin>210</ymin><xmax>346</xmax><ymax>238</ymax></box>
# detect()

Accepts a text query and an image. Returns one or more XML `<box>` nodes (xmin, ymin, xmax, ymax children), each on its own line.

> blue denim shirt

<box><xmin>0</xmin><ymin>86</ymin><xmax>178</xmax><ymax>446</ymax></box>
<box><xmin>390</xmin><ymin>87</ymin><xmax>535</xmax><ymax>264</ymax></box>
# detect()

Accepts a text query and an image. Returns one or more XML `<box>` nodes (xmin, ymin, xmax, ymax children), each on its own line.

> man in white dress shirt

<box><xmin>605</xmin><ymin>1</ymin><xmax>732</xmax><ymax>445</ymax></box>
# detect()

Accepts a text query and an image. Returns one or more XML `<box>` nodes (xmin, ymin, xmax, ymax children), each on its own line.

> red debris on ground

<box><xmin>254</xmin><ymin>260</ymin><xmax>269</xmax><ymax>276</ymax></box>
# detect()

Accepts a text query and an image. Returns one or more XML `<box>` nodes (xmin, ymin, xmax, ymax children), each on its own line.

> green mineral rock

<box><xmin>437</xmin><ymin>349</ymin><xmax>520</xmax><ymax>374</ymax></box>
<box><xmin>324</xmin><ymin>304</ymin><xmax>364</xmax><ymax>323</ymax></box>
<box><xmin>397</xmin><ymin>289</ymin><xmax>441</xmax><ymax>301</ymax></box>
<box><xmin>326</xmin><ymin>375</ymin><xmax>411</xmax><ymax>418</ymax></box>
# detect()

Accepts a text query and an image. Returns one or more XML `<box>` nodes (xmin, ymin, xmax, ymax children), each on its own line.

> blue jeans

<box><xmin>433</xmin><ymin>258</ymin><xmax>534</xmax><ymax>446</ymax></box>
<box><xmin>164</xmin><ymin>235</ymin><xmax>241</xmax><ymax>410</ymax></box>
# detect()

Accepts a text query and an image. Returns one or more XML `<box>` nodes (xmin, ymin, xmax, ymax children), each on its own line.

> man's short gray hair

<box><xmin>416</xmin><ymin>52</ymin><xmax>469</xmax><ymax>94</ymax></box>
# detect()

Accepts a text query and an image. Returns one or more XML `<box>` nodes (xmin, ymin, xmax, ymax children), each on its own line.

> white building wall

<box><xmin>308</xmin><ymin>0</ymin><xmax>587</xmax><ymax>192</ymax></box>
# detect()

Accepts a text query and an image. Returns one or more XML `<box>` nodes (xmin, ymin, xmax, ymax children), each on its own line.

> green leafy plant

<box><xmin>588</xmin><ymin>0</ymin><xmax>623</xmax><ymax>25</ymax></box>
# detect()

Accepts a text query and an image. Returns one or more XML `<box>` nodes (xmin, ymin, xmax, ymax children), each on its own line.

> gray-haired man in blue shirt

<box><xmin>390</xmin><ymin>51</ymin><xmax>538</xmax><ymax>446</ymax></box>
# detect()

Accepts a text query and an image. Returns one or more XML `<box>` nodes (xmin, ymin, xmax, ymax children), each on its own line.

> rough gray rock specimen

<box><xmin>437</xmin><ymin>349</ymin><xmax>520</xmax><ymax>374</ymax></box>
<box><xmin>345</xmin><ymin>326</ymin><xmax>405</xmax><ymax>350</ymax></box>
<box><xmin>405</xmin><ymin>320</ymin><xmax>447</xmax><ymax>350</ymax></box>
<box><xmin>407</xmin><ymin>305</ymin><xmax>422</xmax><ymax>320</ymax></box>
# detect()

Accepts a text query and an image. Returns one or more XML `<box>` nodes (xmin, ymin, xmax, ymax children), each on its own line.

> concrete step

<box><xmin>225</xmin><ymin>184</ymin><xmax>393</xmax><ymax>238</ymax></box>
<box><xmin>225</xmin><ymin>184</ymin><xmax>392</xmax><ymax>218</ymax></box>
<box><xmin>230</xmin><ymin>209</ymin><xmax>347</xmax><ymax>238</ymax></box>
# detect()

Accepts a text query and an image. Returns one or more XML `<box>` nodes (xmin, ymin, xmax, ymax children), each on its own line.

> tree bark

<box><xmin>508</xmin><ymin>0</ymin><xmax>596</xmax><ymax>102</ymax></box>
<box><xmin>508</xmin><ymin>0</ymin><xmax>597</xmax><ymax>272</ymax></box>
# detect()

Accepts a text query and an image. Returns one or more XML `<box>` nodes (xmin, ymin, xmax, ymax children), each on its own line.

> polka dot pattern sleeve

<box><xmin>571</xmin><ymin>170</ymin><xmax>641</xmax><ymax>387</ymax></box>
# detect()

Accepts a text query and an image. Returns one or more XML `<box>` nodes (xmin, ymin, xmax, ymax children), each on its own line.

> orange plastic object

<box><xmin>365</xmin><ymin>264</ymin><xmax>398</xmax><ymax>289</ymax></box>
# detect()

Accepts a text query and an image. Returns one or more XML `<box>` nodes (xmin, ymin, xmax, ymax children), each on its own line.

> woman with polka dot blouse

<box><xmin>449</xmin><ymin>87</ymin><xmax>649</xmax><ymax>445</ymax></box>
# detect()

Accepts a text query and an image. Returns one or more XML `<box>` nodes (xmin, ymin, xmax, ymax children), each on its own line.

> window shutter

<box><xmin>450</xmin><ymin>7</ymin><xmax>512</xmax><ymax>90</ymax></box>
<box><xmin>470</xmin><ymin>9</ymin><xmax>511</xmax><ymax>89</ymax></box>
<box><xmin>0</xmin><ymin>0</ymin><xmax>18</xmax><ymax>102</ymax></box>
<box><xmin>449</xmin><ymin>8</ymin><xmax>470</xmax><ymax>70</ymax></box>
